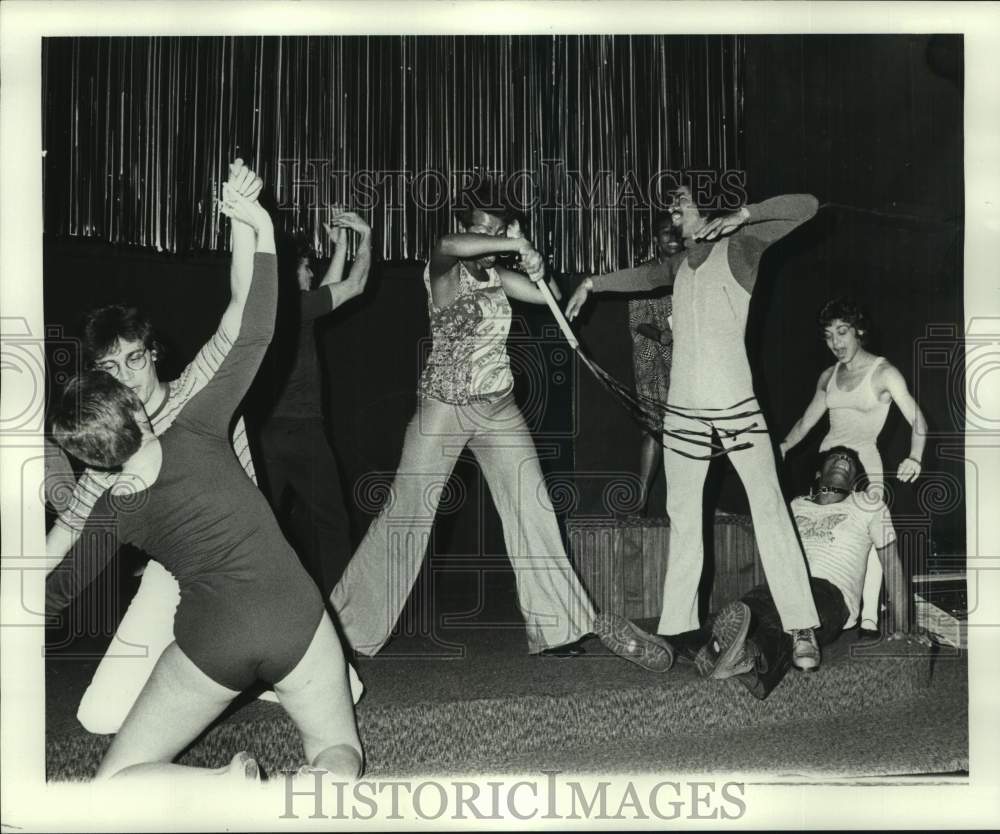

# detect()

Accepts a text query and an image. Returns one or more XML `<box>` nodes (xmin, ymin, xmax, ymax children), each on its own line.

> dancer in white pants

<box><xmin>567</xmin><ymin>187</ymin><xmax>823</xmax><ymax>671</ymax></box>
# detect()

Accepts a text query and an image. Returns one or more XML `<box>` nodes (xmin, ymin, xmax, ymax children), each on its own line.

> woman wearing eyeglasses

<box><xmin>48</xmin><ymin>163</ymin><xmax>263</xmax><ymax>735</ymax></box>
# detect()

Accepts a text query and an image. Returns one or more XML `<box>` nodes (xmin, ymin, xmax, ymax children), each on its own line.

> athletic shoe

<box><xmin>694</xmin><ymin>601</ymin><xmax>753</xmax><ymax>680</ymax></box>
<box><xmin>791</xmin><ymin>628</ymin><xmax>821</xmax><ymax>672</ymax></box>
<box><xmin>593</xmin><ymin>613</ymin><xmax>674</xmax><ymax>672</ymax></box>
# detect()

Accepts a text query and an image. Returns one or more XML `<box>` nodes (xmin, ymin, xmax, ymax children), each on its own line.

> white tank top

<box><xmin>822</xmin><ymin>356</ymin><xmax>890</xmax><ymax>450</ymax></box>
<box><xmin>668</xmin><ymin>238</ymin><xmax>755</xmax><ymax>408</ymax></box>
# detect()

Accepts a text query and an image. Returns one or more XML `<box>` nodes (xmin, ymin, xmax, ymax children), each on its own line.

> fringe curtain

<box><xmin>43</xmin><ymin>35</ymin><xmax>744</xmax><ymax>273</ymax></box>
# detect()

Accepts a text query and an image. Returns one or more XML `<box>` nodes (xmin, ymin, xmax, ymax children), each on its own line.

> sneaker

<box><xmin>593</xmin><ymin>613</ymin><xmax>674</xmax><ymax>672</ymax></box>
<box><xmin>694</xmin><ymin>602</ymin><xmax>752</xmax><ymax>680</ymax></box>
<box><xmin>791</xmin><ymin>628</ymin><xmax>821</xmax><ymax>672</ymax></box>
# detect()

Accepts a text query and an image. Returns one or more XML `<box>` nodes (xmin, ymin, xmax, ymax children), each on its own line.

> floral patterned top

<box><xmin>417</xmin><ymin>260</ymin><xmax>514</xmax><ymax>404</ymax></box>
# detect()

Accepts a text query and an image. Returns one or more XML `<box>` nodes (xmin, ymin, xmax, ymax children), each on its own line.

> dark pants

<box><xmin>737</xmin><ymin>577</ymin><xmax>848</xmax><ymax>700</ymax></box>
<box><xmin>259</xmin><ymin>417</ymin><xmax>352</xmax><ymax>597</ymax></box>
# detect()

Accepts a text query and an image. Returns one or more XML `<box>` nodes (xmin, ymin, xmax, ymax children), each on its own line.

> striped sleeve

<box><xmin>53</xmin><ymin>469</ymin><xmax>118</xmax><ymax>534</ymax></box>
<box><xmin>156</xmin><ymin>329</ymin><xmax>236</xmax><ymax>432</ymax></box>
<box><xmin>231</xmin><ymin>415</ymin><xmax>258</xmax><ymax>484</ymax></box>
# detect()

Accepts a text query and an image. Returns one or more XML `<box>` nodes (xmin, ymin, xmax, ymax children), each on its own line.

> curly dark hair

<box><xmin>818</xmin><ymin>298</ymin><xmax>871</xmax><ymax>345</ymax></box>
<box><xmin>82</xmin><ymin>305</ymin><xmax>163</xmax><ymax>367</ymax></box>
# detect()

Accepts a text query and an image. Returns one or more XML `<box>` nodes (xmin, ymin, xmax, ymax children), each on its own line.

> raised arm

<box><xmin>780</xmin><ymin>367</ymin><xmax>834</xmax><ymax>458</ymax></box>
<box><xmin>303</xmin><ymin>211</ymin><xmax>373</xmax><ymax>321</ymax></box>
<box><xmin>318</xmin><ymin>219</ymin><xmax>350</xmax><ymax>287</ymax></box>
<box><xmin>695</xmin><ymin>194</ymin><xmax>819</xmax><ymax>293</ymax></box>
<box><xmin>496</xmin><ymin>239</ymin><xmax>561</xmax><ymax>304</ymax></box>
<box><xmin>497</xmin><ymin>268</ymin><xmax>561</xmax><ymax>304</ymax></box>
<box><xmin>216</xmin><ymin>161</ymin><xmax>264</xmax><ymax>342</ymax></box>
<box><xmin>173</xmin><ymin>191</ymin><xmax>277</xmax><ymax>437</ymax></box>
<box><xmin>429</xmin><ymin>233</ymin><xmax>529</xmax><ymax>281</ymax></box>
<box><xmin>162</xmin><ymin>162</ymin><xmax>267</xmax><ymax>419</ymax></box>
<box><xmin>730</xmin><ymin>194</ymin><xmax>819</xmax><ymax>246</ymax></box>
<box><xmin>880</xmin><ymin>363</ymin><xmax>927</xmax><ymax>483</ymax></box>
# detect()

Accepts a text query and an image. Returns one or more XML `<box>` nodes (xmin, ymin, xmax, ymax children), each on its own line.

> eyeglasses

<box><xmin>94</xmin><ymin>348</ymin><xmax>151</xmax><ymax>378</ymax></box>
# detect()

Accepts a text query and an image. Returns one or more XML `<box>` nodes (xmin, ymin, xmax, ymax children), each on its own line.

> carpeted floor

<box><xmin>45</xmin><ymin>621</ymin><xmax>968</xmax><ymax>781</ymax></box>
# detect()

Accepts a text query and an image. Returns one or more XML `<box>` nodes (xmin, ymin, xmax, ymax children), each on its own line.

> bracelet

<box><xmin>905</xmin><ymin>456</ymin><xmax>921</xmax><ymax>466</ymax></box>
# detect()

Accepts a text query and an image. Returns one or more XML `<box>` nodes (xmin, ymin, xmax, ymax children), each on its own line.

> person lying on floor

<box><xmin>599</xmin><ymin>445</ymin><xmax>913</xmax><ymax>699</ymax></box>
<box><xmin>46</xmin><ymin>171</ymin><xmax>363</xmax><ymax>783</ymax></box>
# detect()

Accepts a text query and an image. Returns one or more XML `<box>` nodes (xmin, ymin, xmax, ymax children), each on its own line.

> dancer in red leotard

<box><xmin>47</xmin><ymin>173</ymin><xmax>362</xmax><ymax>783</ymax></box>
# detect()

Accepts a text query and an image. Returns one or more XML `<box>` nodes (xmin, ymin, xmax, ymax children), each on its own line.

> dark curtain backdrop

<box><xmin>42</xmin><ymin>35</ymin><xmax>744</xmax><ymax>272</ymax></box>
<box><xmin>43</xmin><ymin>35</ymin><xmax>965</xmax><ymax>648</ymax></box>
<box><xmin>42</xmin><ymin>33</ymin><xmax>746</xmax><ymax>641</ymax></box>
<box><xmin>745</xmin><ymin>35</ymin><xmax>965</xmax><ymax>560</ymax></box>
<box><xmin>570</xmin><ymin>34</ymin><xmax>965</xmax><ymax>563</ymax></box>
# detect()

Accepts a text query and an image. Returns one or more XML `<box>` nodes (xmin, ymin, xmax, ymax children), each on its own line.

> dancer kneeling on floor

<box><xmin>601</xmin><ymin>446</ymin><xmax>912</xmax><ymax>699</ymax></box>
<box><xmin>45</xmin><ymin>160</ymin><xmax>361</xmax><ymax>736</ymax></box>
<box><xmin>46</xmin><ymin>176</ymin><xmax>362</xmax><ymax>782</ymax></box>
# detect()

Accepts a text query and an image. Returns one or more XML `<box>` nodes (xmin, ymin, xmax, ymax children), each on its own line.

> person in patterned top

<box><xmin>331</xmin><ymin>196</ymin><xmax>673</xmax><ymax>670</ymax></box>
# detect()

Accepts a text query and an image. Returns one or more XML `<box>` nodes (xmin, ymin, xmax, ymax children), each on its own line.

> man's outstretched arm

<box><xmin>565</xmin><ymin>258</ymin><xmax>678</xmax><ymax>321</ymax></box>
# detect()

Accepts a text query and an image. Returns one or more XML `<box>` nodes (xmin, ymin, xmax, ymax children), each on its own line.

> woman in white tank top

<box><xmin>779</xmin><ymin>298</ymin><xmax>927</xmax><ymax>631</ymax></box>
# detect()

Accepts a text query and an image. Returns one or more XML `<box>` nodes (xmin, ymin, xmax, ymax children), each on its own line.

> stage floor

<box><xmin>45</xmin><ymin>620</ymin><xmax>968</xmax><ymax>780</ymax></box>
